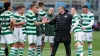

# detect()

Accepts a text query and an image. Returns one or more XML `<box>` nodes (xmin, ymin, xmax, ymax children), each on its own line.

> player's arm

<box><xmin>34</xmin><ymin>17</ymin><xmax>47</xmax><ymax>25</ymax></box>
<box><xmin>83</xmin><ymin>20</ymin><xmax>94</xmax><ymax>28</ymax></box>
<box><xmin>14</xmin><ymin>21</ymin><xmax>26</xmax><ymax>26</ymax></box>
<box><xmin>35</xmin><ymin>11</ymin><xmax>48</xmax><ymax>25</ymax></box>
<box><xmin>10</xmin><ymin>18</ymin><xmax>15</xmax><ymax>31</ymax></box>
<box><xmin>70</xmin><ymin>20</ymin><xmax>80</xmax><ymax>32</ymax></box>
<box><xmin>10</xmin><ymin>15</ymin><xmax>26</xmax><ymax>26</ymax></box>
<box><xmin>82</xmin><ymin>15</ymin><xmax>94</xmax><ymax>28</ymax></box>
<box><xmin>34</xmin><ymin>21</ymin><xmax>46</xmax><ymax>26</ymax></box>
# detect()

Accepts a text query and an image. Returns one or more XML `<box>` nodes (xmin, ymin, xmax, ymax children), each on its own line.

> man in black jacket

<box><xmin>45</xmin><ymin>6</ymin><xmax>72</xmax><ymax>56</ymax></box>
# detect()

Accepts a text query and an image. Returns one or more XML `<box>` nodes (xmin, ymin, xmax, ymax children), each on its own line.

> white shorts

<box><xmin>23</xmin><ymin>34</ymin><xmax>27</xmax><ymax>42</ymax></box>
<box><xmin>0</xmin><ymin>34</ymin><xmax>15</xmax><ymax>44</ymax></box>
<box><xmin>82</xmin><ymin>32</ymin><xmax>92</xmax><ymax>42</ymax></box>
<box><xmin>28</xmin><ymin>35</ymin><xmax>36</xmax><ymax>44</ymax></box>
<box><xmin>44</xmin><ymin>36</ymin><xmax>54</xmax><ymax>43</ymax></box>
<box><xmin>36</xmin><ymin>36</ymin><xmax>42</xmax><ymax>45</ymax></box>
<box><xmin>74</xmin><ymin>32</ymin><xmax>83</xmax><ymax>42</ymax></box>
<box><xmin>13</xmin><ymin>28</ymin><xmax>25</xmax><ymax>42</ymax></box>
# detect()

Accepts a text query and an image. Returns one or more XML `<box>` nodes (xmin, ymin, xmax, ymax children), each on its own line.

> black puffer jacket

<box><xmin>49</xmin><ymin>11</ymin><xmax>72</xmax><ymax>43</ymax></box>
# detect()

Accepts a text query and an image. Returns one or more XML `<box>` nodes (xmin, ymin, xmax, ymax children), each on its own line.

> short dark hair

<box><xmin>4</xmin><ymin>2</ymin><xmax>11</xmax><ymax>10</ymax></box>
<box><xmin>38</xmin><ymin>2</ymin><xmax>44</xmax><ymax>7</ymax></box>
<box><xmin>82</xmin><ymin>5</ymin><xmax>88</xmax><ymax>9</ymax></box>
<box><xmin>17</xmin><ymin>5</ymin><xmax>25</xmax><ymax>10</ymax></box>
<box><xmin>30</xmin><ymin>3</ymin><xmax>36</xmax><ymax>9</ymax></box>
<box><xmin>72</xmin><ymin>6</ymin><xmax>78</xmax><ymax>11</ymax></box>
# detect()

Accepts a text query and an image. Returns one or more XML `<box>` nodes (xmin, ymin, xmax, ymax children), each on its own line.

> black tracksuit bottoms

<box><xmin>50</xmin><ymin>41</ymin><xmax>71</xmax><ymax>56</ymax></box>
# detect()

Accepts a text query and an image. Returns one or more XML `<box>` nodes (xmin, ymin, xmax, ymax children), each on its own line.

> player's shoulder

<box><xmin>26</xmin><ymin>10</ymin><xmax>35</xmax><ymax>16</ymax></box>
<box><xmin>5</xmin><ymin>11</ymin><xmax>13</xmax><ymax>15</ymax></box>
<box><xmin>14</xmin><ymin>12</ymin><xmax>19</xmax><ymax>16</ymax></box>
<box><xmin>73</xmin><ymin>14</ymin><xmax>81</xmax><ymax>19</ymax></box>
<box><xmin>38</xmin><ymin>9</ymin><xmax>46</xmax><ymax>14</ymax></box>
<box><xmin>0</xmin><ymin>12</ymin><xmax>4</xmax><ymax>16</ymax></box>
<box><xmin>88</xmin><ymin>12</ymin><xmax>94</xmax><ymax>16</ymax></box>
<box><xmin>0</xmin><ymin>11</ymin><xmax>13</xmax><ymax>17</ymax></box>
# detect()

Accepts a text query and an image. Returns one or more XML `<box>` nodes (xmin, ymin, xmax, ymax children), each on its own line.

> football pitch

<box><xmin>23</xmin><ymin>31</ymin><xmax>100</xmax><ymax>56</ymax></box>
<box><xmin>0</xmin><ymin>31</ymin><xmax>100</xmax><ymax>56</ymax></box>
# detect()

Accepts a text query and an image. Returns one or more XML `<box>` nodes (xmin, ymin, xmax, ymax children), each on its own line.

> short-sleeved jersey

<box><xmin>72</xmin><ymin>14</ymin><xmax>82</xmax><ymax>32</ymax></box>
<box><xmin>13</xmin><ymin>12</ymin><xmax>26</xmax><ymax>34</ymax></box>
<box><xmin>26</xmin><ymin>10</ymin><xmax>37</xmax><ymax>35</ymax></box>
<box><xmin>0</xmin><ymin>11</ymin><xmax>13</xmax><ymax>35</ymax></box>
<box><xmin>80</xmin><ymin>12</ymin><xmax>94</xmax><ymax>32</ymax></box>
<box><xmin>36</xmin><ymin>9</ymin><xmax>47</xmax><ymax>36</ymax></box>
<box><xmin>38</xmin><ymin>9</ymin><xmax>47</xmax><ymax>18</ymax></box>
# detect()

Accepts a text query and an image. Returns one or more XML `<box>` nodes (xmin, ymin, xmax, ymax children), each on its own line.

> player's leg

<box><xmin>49</xmin><ymin>36</ymin><xmax>54</xmax><ymax>53</ymax></box>
<box><xmin>19</xmin><ymin>28</ymin><xmax>25</xmax><ymax>56</ymax></box>
<box><xmin>6</xmin><ymin>34</ymin><xmax>18</xmax><ymax>56</ymax></box>
<box><xmin>42</xmin><ymin>36</ymin><xmax>48</xmax><ymax>51</ymax></box>
<box><xmin>0</xmin><ymin>35</ymin><xmax>9</xmax><ymax>56</ymax></box>
<box><xmin>18</xmin><ymin>42</ymin><xmax>25</xmax><ymax>56</ymax></box>
<box><xmin>36</xmin><ymin>36</ymin><xmax>42</xmax><ymax>56</ymax></box>
<box><xmin>19</xmin><ymin>34</ymin><xmax>26</xmax><ymax>56</ymax></box>
<box><xmin>28</xmin><ymin>35</ymin><xmax>36</xmax><ymax>56</ymax></box>
<box><xmin>86</xmin><ymin>32</ymin><xmax>93</xmax><ymax>56</ymax></box>
<box><xmin>13</xmin><ymin>28</ymin><xmax>19</xmax><ymax>55</ymax></box>
<box><xmin>74</xmin><ymin>32</ymin><xmax>83</xmax><ymax>56</ymax></box>
<box><xmin>0</xmin><ymin>35</ymin><xmax>7</xmax><ymax>56</ymax></box>
<box><xmin>81</xmin><ymin>32</ymin><xmax>86</xmax><ymax>56</ymax></box>
<box><xmin>88</xmin><ymin>42</ymin><xmax>92</xmax><ymax>56</ymax></box>
<box><xmin>0</xmin><ymin>44</ymin><xmax>7</xmax><ymax>56</ymax></box>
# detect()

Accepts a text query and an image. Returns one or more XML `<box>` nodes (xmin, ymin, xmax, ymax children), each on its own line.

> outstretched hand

<box><xmin>21</xmin><ymin>21</ymin><xmax>26</xmax><ymax>24</ymax></box>
<box><xmin>82</xmin><ymin>26</ymin><xmax>86</xmax><ymax>30</ymax></box>
<box><xmin>42</xmin><ymin>17</ymin><xmax>50</xmax><ymax>23</ymax></box>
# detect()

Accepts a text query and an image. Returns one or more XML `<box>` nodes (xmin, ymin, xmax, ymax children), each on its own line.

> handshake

<box><xmin>42</xmin><ymin>17</ymin><xmax>50</xmax><ymax>24</ymax></box>
<box><xmin>35</xmin><ymin>17</ymin><xmax>50</xmax><ymax>26</ymax></box>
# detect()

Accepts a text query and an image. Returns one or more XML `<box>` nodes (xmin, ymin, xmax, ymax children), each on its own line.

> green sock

<box><xmin>0</xmin><ymin>47</ymin><xmax>5</xmax><ymax>56</ymax></box>
<box><xmin>76</xmin><ymin>49</ymin><xmax>80</xmax><ymax>56</ymax></box>
<box><xmin>19</xmin><ymin>48</ymin><xmax>24</xmax><ymax>56</ymax></box>
<box><xmin>15</xmin><ymin>48</ymin><xmax>18</xmax><ymax>56</ymax></box>
<box><xmin>32</xmin><ymin>48</ymin><xmax>36</xmax><ymax>56</ymax></box>
<box><xmin>80</xmin><ymin>46</ymin><xmax>83</xmax><ymax>56</ymax></box>
<box><xmin>9</xmin><ymin>47</ymin><xmax>16</xmax><ymax>56</ymax></box>
<box><xmin>37</xmin><ymin>46</ymin><xmax>42</xmax><ymax>56</ymax></box>
<box><xmin>88</xmin><ymin>44</ymin><xmax>92</xmax><ymax>56</ymax></box>
<box><xmin>28</xmin><ymin>47</ymin><xmax>32</xmax><ymax>56</ymax></box>
<box><xmin>76</xmin><ymin>45</ymin><xmax>83</xmax><ymax>56</ymax></box>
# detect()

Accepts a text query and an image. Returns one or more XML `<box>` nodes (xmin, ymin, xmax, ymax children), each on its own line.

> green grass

<box><xmin>0</xmin><ymin>31</ymin><xmax>100</xmax><ymax>56</ymax></box>
<box><xmin>23</xmin><ymin>31</ymin><xmax>100</xmax><ymax>56</ymax></box>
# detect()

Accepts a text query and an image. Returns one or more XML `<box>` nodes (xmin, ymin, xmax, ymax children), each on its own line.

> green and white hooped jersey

<box><xmin>38</xmin><ymin>9</ymin><xmax>47</xmax><ymax>18</ymax></box>
<box><xmin>0</xmin><ymin>11</ymin><xmax>13</xmax><ymax>35</ymax></box>
<box><xmin>26</xmin><ymin>10</ymin><xmax>37</xmax><ymax>35</ymax></box>
<box><xmin>13</xmin><ymin>12</ymin><xmax>26</xmax><ymax>34</ymax></box>
<box><xmin>38</xmin><ymin>9</ymin><xmax>47</xmax><ymax>21</ymax></box>
<box><xmin>38</xmin><ymin>9</ymin><xmax>47</xmax><ymax>31</ymax></box>
<box><xmin>81</xmin><ymin>12</ymin><xmax>94</xmax><ymax>32</ymax></box>
<box><xmin>72</xmin><ymin>14</ymin><xmax>82</xmax><ymax>32</ymax></box>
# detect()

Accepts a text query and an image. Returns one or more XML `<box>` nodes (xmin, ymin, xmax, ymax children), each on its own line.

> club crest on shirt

<box><xmin>58</xmin><ymin>17</ymin><xmax>59</xmax><ymax>18</ymax></box>
<box><xmin>65</xmin><ymin>15</ymin><xmax>67</xmax><ymax>18</ymax></box>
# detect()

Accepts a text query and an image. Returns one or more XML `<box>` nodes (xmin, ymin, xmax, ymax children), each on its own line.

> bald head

<box><xmin>48</xmin><ymin>8</ymin><xmax>54</xmax><ymax>14</ymax></box>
